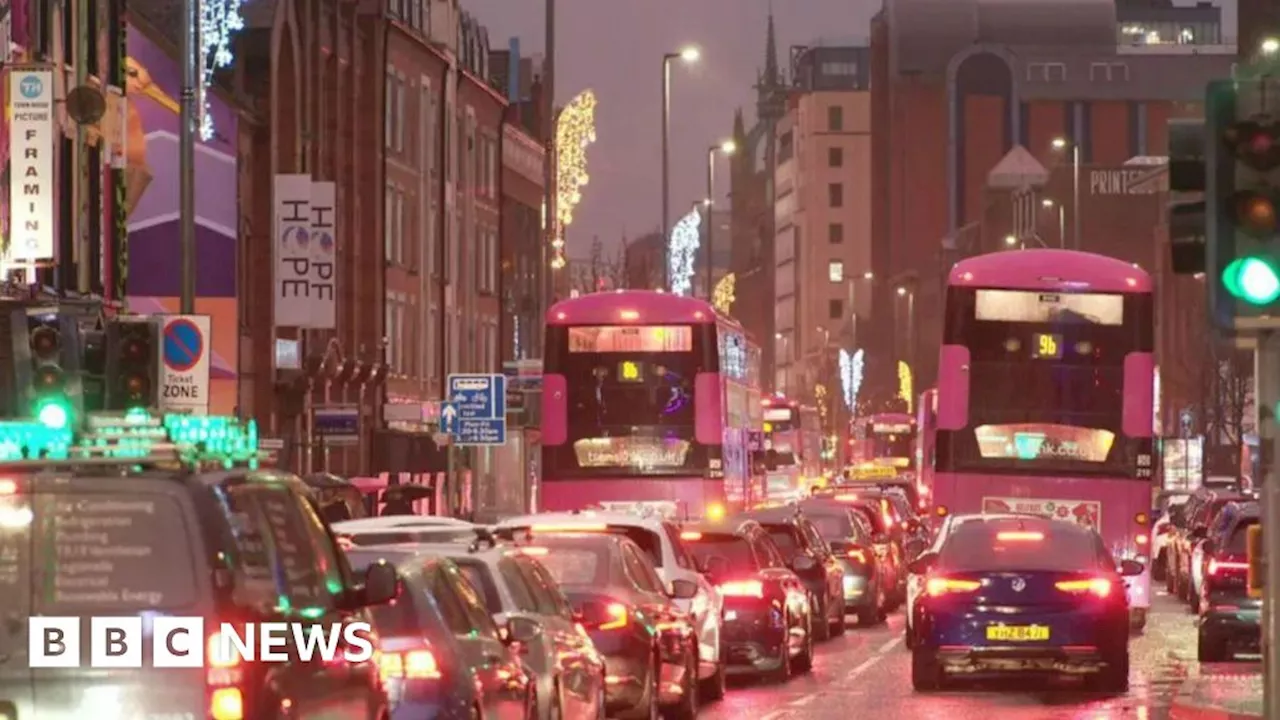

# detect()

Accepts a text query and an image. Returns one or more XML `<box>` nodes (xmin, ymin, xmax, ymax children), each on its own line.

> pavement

<box><xmin>696</xmin><ymin>590</ymin><xmax>1261</xmax><ymax>720</ymax></box>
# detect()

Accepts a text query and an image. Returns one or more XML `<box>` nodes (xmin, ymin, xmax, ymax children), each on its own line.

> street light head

<box><xmin>863</xmin><ymin>271</ymin><xmax>874</xmax><ymax>280</ymax></box>
<box><xmin>680</xmin><ymin>46</ymin><xmax>700</xmax><ymax>63</ymax></box>
<box><xmin>775</xmin><ymin>332</ymin><xmax>783</xmax><ymax>339</ymax></box>
<box><xmin>1263</xmin><ymin>37</ymin><xmax>1280</xmax><ymax>55</ymax></box>
<box><xmin>1051</xmin><ymin>137</ymin><xmax>1068</xmax><ymax>150</ymax></box>
<box><xmin>719</xmin><ymin>139</ymin><xmax>737</xmax><ymax>154</ymax></box>
<box><xmin>1041</xmin><ymin>198</ymin><xmax>1054</xmax><ymax>208</ymax></box>
<box><xmin>896</xmin><ymin>286</ymin><xmax>907</xmax><ymax>297</ymax></box>
<box><xmin>1004</xmin><ymin>234</ymin><xmax>1018</xmax><ymax>246</ymax></box>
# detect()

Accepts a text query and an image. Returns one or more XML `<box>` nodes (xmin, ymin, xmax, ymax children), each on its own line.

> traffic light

<box><xmin>23</xmin><ymin>308</ymin><xmax>83</xmax><ymax>430</ymax></box>
<box><xmin>1166</xmin><ymin>118</ymin><xmax>1206</xmax><ymax>275</ymax></box>
<box><xmin>104</xmin><ymin>317</ymin><xmax>161</xmax><ymax>411</ymax></box>
<box><xmin>1206</xmin><ymin>78</ymin><xmax>1280</xmax><ymax>327</ymax></box>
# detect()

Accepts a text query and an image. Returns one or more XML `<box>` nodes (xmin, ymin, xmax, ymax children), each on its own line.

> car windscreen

<box><xmin>804</xmin><ymin>512</ymin><xmax>856</xmax><ymax>540</ymax></box>
<box><xmin>526</xmin><ymin>542</ymin><xmax>609</xmax><ymax>587</ymax></box>
<box><xmin>346</xmin><ymin>554</ymin><xmax>436</xmax><ymax>636</ymax></box>
<box><xmin>762</xmin><ymin>525</ymin><xmax>801</xmax><ymax>558</ymax></box>
<box><xmin>849</xmin><ymin>504</ymin><xmax>888</xmax><ymax>535</ymax></box>
<box><xmin>1227</xmin><ymin>519</ymin><xmax>1259</xmax><ymax>555</ymax></box>
<box><xmin>685</xmin><ymin>536</ymin><xmax>756</xmax><ymax>574</ymax></box>
<box><xmin>0</xmin><ymin>483</ymin><xmax>201</xmax><ymax>614</ymax></box>
<box><xmin>938</xmin><ymin>523</ymin><xmax>1106</xmax><ymax>572</ymax></box>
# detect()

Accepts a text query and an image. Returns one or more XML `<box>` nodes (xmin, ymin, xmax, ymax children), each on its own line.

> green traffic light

<box><xmin>1224</xmin><ymin>256</ymin><xmax>1280</xmax><ymax>305</ymax></box>
<box><xmin>35</xmin><ymin>400</ymin><xmax>71</xmax><ymax>430</ymax></box>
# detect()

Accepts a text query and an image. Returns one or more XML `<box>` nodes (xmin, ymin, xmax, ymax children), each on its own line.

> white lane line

<box><xmin>787</xmin><ymin>693</ymin><xmax>817</xmax><ymax>707</ymax></box>
<box><xmin>846</xmin><ymin>654</ymin><xmax>882</xmax><ymax>681</ymax></box>
<box><xmin>877</xmin><ymin>637</ymin><xmax>901</xmax><ymax>654</ymax></box>
<box><xmin>759</xmin><ymin>710</ymin><xmax>788</xmax><ymax>720</ymax></box>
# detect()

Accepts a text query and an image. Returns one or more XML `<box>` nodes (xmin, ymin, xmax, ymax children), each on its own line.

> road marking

<box><xmin>760</xmin><ymin>710</ymin><xmax>788</xmax><ymax>720</ymax></box>
<box><xmin>846</xmin><ymin>654</ymin><xmax>882</xmax><ymax>681</ymax></box>
<box><xmin>787</xmin><ymin>694</ymin><xmax>817</xmax><ymax>707</ymax></box>
<box><xmin>877</xmin><ymin>637</ymin><xmax>901</xmax><ymax>654</ymax></box>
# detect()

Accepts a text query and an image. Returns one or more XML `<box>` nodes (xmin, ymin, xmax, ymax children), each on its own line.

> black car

<box><xmin>813</xmin><ymin>490</ymin><xmax>909</xmax><ymax>607</ymax></box>
<box><xmin>739</xmin><ymin>506</ymin><xmax>847</xmax><ymax>639</ymax></box>
<box><xmin>798</xmin><ymin>498</ymin><xmax>889</xmax><ymax>625</ymax></box>
<box><xmin>679</xmin><ymin>520</ymin><xmax>815</xmax><ymax>681</ymax></box>
<box><xmin>0</xmin><ymin>468</ymin><xmax>397</xmax><ymax>719</ymax></box>
<box><xmin>1197</xmin><ymin>503</ymin><xmax>1261</xmax><ymax>662</ymax></box>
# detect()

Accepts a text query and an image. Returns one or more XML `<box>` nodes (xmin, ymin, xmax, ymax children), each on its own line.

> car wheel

<box><xmin>524</xmin><ymin>689</ymin><xmax>538</xmax><ymax>720</ymax></box>
<box><xmin>698</xmin><ymin>660</ymin><xmax>726</xmax><ymax>702</ymax></box>
<box><xmin>645</xmin><ymin>657</ymin><xmax>661</xmax><ymax>720</ymax></box>
<box><xmin>792</xmin><ymin>613</ymin><xmax>814</xmax><ymax>674</ymax></box>
<box><xmin>811</xmin><ymin>595</ymin><xmax>831</xmax><ymax>641</ymax></box>
<box><xmin>1129</xmin><ymin>607</ymin><xmax>1148</xmax><ymax>634</ymax></box>
<box><xmin>768</xmin><ymin>612</ymin><xmax>793</xmax><ymax>683</ymax></box>
<box><xmin>1165</xmin><ymin>563</ymin><xmax>1176</xmax><ymax>592</ymax></box>
<box><xmin>470</xmin><ymin>704</ymin><xmax>482</xmax><ymax>720</ymax></box>
<box><xmin>1087</xmin><ymin>651</ymin><xmax>1129</xmax><ymax>693</ymax></box>
<box><xmin>594</xmin><ymin>682</ymin><xmax>607</xmax><ymax>720</ymax></box>
<box><xmin>661</xmin><ymin>650</ymin><xmax>699</xmax><ymax>720</ymax></box>
<box><xmin>911</xmin><ymin>648</ymin><xmax>942</xmax><ymax>692</ymax></box>
<box><xmin>858</xmin><ymin>601</ymin><xmax>883</xmax><ymax>628</ymax></box>
<box><xmin>830</xmin><ymin>596</ymin><xmax>847</xmax><ymax>636</ymax></box>
<box><xmin>1152</xmin><ymin>549</ymin><xmax>1167</xmax><ymax>581</ymax></box>
<box><xmin>1198</xmin><ymin>631</ymin><xmax>1229</xmax><ymax>663</ymax></box>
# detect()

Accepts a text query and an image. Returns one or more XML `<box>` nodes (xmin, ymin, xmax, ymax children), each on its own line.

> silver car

<box><xmin>413</xmin><ymin>534</ymin><xmax>609</xmax><ymax>720</ymax></box>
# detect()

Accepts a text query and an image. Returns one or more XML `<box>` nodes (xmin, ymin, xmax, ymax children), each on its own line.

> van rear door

<box><xmin>27</xmin><ymin>475</ymin><xmax>211</xmax><ymax>719</ymax></box>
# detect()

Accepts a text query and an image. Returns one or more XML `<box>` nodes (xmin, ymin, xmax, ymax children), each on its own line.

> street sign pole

<box><xmin>1258</xmin><ymin>331</ymin><xmax>1280</xmax><ymax>717</ymax></box>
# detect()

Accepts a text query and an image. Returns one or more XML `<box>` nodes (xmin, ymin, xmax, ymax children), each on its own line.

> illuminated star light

<box><xmin>898</xmin><ymin>361</ymin><xmax>913</xmax><ymax>413</ymax></box>
<box><xmin>839</xmin><ymin>348</ymin><xmax>864</xmax><ymax>411</ymax></box>
<box><xmin>712</xmin><ymin>273</ymin><xmax>735</xmax><ymax>313</ymax></box>
<box><xmin>198</xmin><ymin>0</ymin><xmax>246</xmax><ymax>140</ymax></box>
<box><xmin>552</xmin><ymin>90</ymin><xmax>598</xmax><ymax>269</ymax></box>
<box><xmin>668</xmin><ymin>206</ymin><xmax>701</xmax><ymax>295</ymax></box>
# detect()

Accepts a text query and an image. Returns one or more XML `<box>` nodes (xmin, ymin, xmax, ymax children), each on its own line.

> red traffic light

<box><xmin>1232</xmin><ymin>190</ymin><xmax>1279</xmax><ymax>236</ymax></box>
<box><xmin>35</xmin><ymin>366</ymin><xmax>63</xmax><ymax>390</ymax></box>
<box><xmin>123</xmin><ymin>374</ymin><xmax>149</xmax><ymax>399</ymax></box>
<box><xmin>30</xmin><ymin>326</ymin><xmax>59</xmax><ymax>360</ymax></box>
<box><xmin>1224</xmin><ymin>119</ymin><xmax>1280</xmax><ymax>172</ymax></box>
<box><xmin>122</xmin><ymin>337</ymin><xmax>149</xmax><ymax>360</ymax></box>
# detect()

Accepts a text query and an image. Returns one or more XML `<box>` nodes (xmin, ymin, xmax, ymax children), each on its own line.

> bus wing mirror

<box><xmin>695</xmin><ymin>373</ymin><xmax>722</xmax><ymax>445</ymax></box>
<box><xmin>1122</xmin><ymin>353</ymin><xmax>1154</xmax><ymax>439</ymax></box>
<box><xmin>936</xmin><ymin>345</ymin><xmax>970</xmax><ymax>431</ymax></box>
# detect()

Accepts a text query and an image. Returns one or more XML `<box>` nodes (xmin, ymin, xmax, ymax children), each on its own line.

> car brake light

<box><xmin>532</xmin><ymin>523</ymin><xmax>608</xmax><ymax>533</ymax></box>
<box><xmin>1055</xmin><ymin>578</ymin><xmax>1111</xmax><ymax>598</ymax></box>
<box><xmin>207</xmin><ymin>629</ymin><xmax>243</xmax><ymax>669</ymax></box>
<box><xmin>1209</xmin><ymin>559</ymin><xmax>1249</xmax><ymax>576</ymax></box>
<box><xmin>0</xmin><ymin>479</ymin><xmax>15</xmax><ymax>495</ymax></box>
<box><xmin>1135</xmin><ymin>534</ymin><xmax>1148</xmax><ymax>546</ymax></box>
<box><xmin>925</xmin><ymin>577</ymin><xmax>980</xmax><ymax>596</ymax></box>
<box><xmin>519</xmin><ymin>547</ymin><xmax>548</xmax><ymax>556</ymax></box>
<box><xmin>379</xmin><ymin>648</ymin><xmax>442</xmax><ymax>681</ymax></box>
<box><xmin>996</xmin><ymin>531</ymin><xmax>1044</xmax><ymax>542</ymax></box>
<box><xmin>680</xmin><ymin>531</ymin><xmax>702</xmax><ymax>541</ymax></box>
<box><xmin>599</xmin><ymin>603</ymin><xmax>629</xmax><ymax>630</ymax></box>
<box><xmin>719</xmin><ymin>580</ymin><xmax>765</xmax><ymax>598</ymax></box>
<box><xmin>209</xmin><ymin>687</ymin><xmax>243</xmax><ymax>720</ymax></box>
<box><xmin>834</xmin><ymin>493</ymin><xmax>858</xmax><ymax>502</ymax></box>
<box><xmin>846</xmin><ymin>548</ymin><xmax>867</xmax><ymax>563</ymax></box>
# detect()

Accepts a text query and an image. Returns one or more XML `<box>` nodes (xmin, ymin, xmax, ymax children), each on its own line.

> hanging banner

<box><xmin>273</xmin><ymin>174</ymin><xmax>312</xmax><ymax>327</ymax></box>
<box><xmin>308</xmin><ymin>181</ymin><xmax>336</xmax><ymax>329</ymax></box>
<box><xmin>7</xmin><ymin>65</ymin><xmax>55</xmax><ymax>262</ymax></box>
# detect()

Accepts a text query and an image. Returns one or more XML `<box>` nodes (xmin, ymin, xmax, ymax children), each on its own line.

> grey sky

<box><xmin>461</xmin><ymin>0</ymin><xmax>880</xmax><ymax>255</ymax></box>
<box><xmin>461</xmin><ymin>0</ymin><xmax>1237</xmax><ymax>257</ymax></box>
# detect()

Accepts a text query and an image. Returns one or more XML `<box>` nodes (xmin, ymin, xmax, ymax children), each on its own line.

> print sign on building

<box><xmin>7</xmin><ymin>65</ymin><xmax>55</xmax><ymax>262</ymax></box>
<box><xmin>273</xmin><ymin>175</ymin><xmax>337</xmax><ymax>329</ymax></box>
<box><xmin>309</xmin><ymin>181</ymin><xmax>336</xmax><ymax>329</ymax></box>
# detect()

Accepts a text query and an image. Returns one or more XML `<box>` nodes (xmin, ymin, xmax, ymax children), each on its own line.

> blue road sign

<box><xmin>447</xmin><ymin>374</ymin><xmax>507</xmax><ymax>420</ymax></box>
<box><xmin>454</xmin><ymin>419</ymin><xmax>506</xmax><ymax>446</ymax></box>
<box><xmin>440</xmin><ymin>402</ymin><xmax>459</xmax><ymax>435</ymax></box>
<box><xmin>163</xmin><ymin>318</ymin><xmax>204</xmax><ymax>373</ymax></box>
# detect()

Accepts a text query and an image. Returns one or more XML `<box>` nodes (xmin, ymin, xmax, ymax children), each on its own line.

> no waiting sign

<box><xmin>159</xmin><ymin>315</ymin><xmax>211</xmax><ymax>415</ymax></box>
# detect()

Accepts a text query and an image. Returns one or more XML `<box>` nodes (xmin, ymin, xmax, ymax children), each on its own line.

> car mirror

<box><xmin>1119</xmin><ymin>559</ymin><xmax>1144</xmax><ymax>577</ymax></box>
<box><xmin>790</xmin><ymin>555</ymin><xmax>817</xmax><ymax>572</ymax></box>
<box><xmin>504</xmin><ymin>616</ymin><xmax>542</xmax><ymax>646</ymax></box>
<box><xmin>358</xmin><ymin>561</ymin><xmax>400</xmax><ymax>606</ymax></box>
<box><xmin>669</xmin><ymin>579</ymin><xmax>699</xmax><ymax>600</ymax></box>
<box><xmin>906</xmin><ymin>553</ymin><xmax>937</xmax><ymax>575</ymax></box>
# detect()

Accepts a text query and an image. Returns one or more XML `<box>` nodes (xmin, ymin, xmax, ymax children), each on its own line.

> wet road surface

<box><xmin>699</xmin><ymin>591</ymin><xmax>1215</xmax><ymax>720</ymax></box>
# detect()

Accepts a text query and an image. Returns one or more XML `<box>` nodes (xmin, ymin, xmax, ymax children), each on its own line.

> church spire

<box><xmin>733</xmin><ymin>107</ymin><xmax>747</xmax><ymax>142</ymax></box>
<box><xmin>764</xmin><ymin>8</ymin><xmax>779</xmax><ymax>86</ymax></box>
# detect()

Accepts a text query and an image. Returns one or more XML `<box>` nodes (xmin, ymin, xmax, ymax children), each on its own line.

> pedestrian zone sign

<box><xmin>442</xmin><ymin>374</ymin><xmax>506</xmax><ymax>446</ymax></box>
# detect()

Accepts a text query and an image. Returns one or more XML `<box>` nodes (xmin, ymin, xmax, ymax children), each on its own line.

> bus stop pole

<box><xmin>1256</xmin><ymin>331</ymin><xmax>1280</xmax><ymax>717</ymax></box>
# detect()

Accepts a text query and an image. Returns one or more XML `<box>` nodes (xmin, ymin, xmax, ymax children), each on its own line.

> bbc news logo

<box><xmin>29</xmin><ymin>617</ymin><xmax>375</xmax><ymax>668</ymax></box>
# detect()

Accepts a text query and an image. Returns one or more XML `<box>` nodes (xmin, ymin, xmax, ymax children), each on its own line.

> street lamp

<box><xmin>704</xmin><ymin>138</ymin><xmax>736</xmax><ymax>298</ymax></box>
<box><xmin>1005</xmin><ymin>234</ymin><xmax>1018</xmax><ymax>247</ymax></box>
<box><xmin>1262</xmin><ymin>37</ymin><xmax>1279</xmax><ymax>55</ymax></box>
<box><xmin>662</xmin><ymin>46</ymin><xmax>700</xmax><ymax>289</ymax></box>
<box><xmin>1051</xmin><ymin>136</ymin><xmax>1081</xmax><ymax>250</ymax></box>
<box><xmin>1042</xmin><ymin>197</ymin><xmax>1066</xmax><ymax>247</ymax></box>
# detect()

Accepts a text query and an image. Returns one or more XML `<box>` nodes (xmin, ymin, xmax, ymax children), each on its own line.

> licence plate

<box><xmin>985</xmin><ymin>625</ymin><xmax>1050</xmax><ymax>642</ymax></box>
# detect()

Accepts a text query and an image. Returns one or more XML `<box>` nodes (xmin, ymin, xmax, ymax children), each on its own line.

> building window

<box><xmin>827</xmin><ymin>105</ymin><xmax>843</xmax><ymax>131</ymax></box>
<box><xmin>828</xmin><ymin>183</ymin><xmax>843</xmax><ymax>208</ymax></box>
<box><xmin>384</xmin><ymin>184</ymin><xmax>395</xmax><ymax>262</ymax></box>
<box><xmin>828</xmin><ymin>146</ymin><xmax>843</xmax><ymax>167</ymax></box>
<box><xmin>829</xmin><ymin>299</ymin><xmax>843</xmax><ymax>320</ymax></box>
<box><xmin>828</xmin><ymin>261</ymin><xmax>844</xmax><ymax>283</ymax></box>
<box><xmin>384</xmin><ymin>68</ymin><xmax>395</xmax><ymax>148</ymax></box>
<box><xmin>828</xmin><ymin>223</ymin><xmax>844</xmax><ymax>244</ymax></box>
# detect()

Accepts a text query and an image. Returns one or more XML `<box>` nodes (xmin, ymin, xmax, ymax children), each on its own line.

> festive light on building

<box><xmin>553</xmin><ymin>90</ymin><xmax>598</xmax><ymax>269</ymax></box>
<box><xmin>668</xmin><ymin>206</ymin><xmax>701</xmax><ymax>295</ymax></box>
<box><xmin>815</xmin><ymin>383</ymin><xmax>828</xmax><ymax>424</ymax></box>
<box><xmin>898</xmin><ymin>361</ymin><xmax>913</xmax><ymax>413</ymax></box>
<box><xmin>198</xmin><ymin>0</ymin><xmax>246</xmax><ymax>140</ymax></box>
<box><xmin>712</xmin><ymin>273</ymin><xmax>735</xmax><ymax>313</ymax></box>
<box><xmin>839</xmin><ymin>348</ymin><xmax>864</xmax><ymax>411</ymax></box>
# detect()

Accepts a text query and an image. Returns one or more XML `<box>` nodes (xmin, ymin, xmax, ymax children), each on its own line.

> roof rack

<box><xmin>0</xmin><ymin>409</ymin><xmax>262</xmax><ymax>471</ymax></box>
<box><xmin>469</xmin><ymin>527</ymin><xmax>499</xmax><ymax>552</ymax></box>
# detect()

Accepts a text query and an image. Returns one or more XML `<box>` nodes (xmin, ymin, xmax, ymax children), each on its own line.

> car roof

<box><xmin>344</xmin><ymin>544</ymin><xmax>449</xmax><ymax>571</ymax></box>
<box><xmin>496</xmin><ymin>510</ymin><xmax>668</xmax><ymax>532</ymax></box>
<box><xmin>794</xmin><ymin>500</ymin><xmax>858</xmax><ymax>517</ymax></box>
<box><xmin>681</xmin><ymin>518</ymin><xmax>757</xmax><ymax>536</ymax></box>
<box><xmin>333</xmin><ymin>516</ymin><xmax>476</xmax><ymax>533</ymax></box>
<box><xmin>740</xmin><ymin>507</ymin><xmax>804</xmax><ymax>524</ymax></box>
<box><xmin>947</xmin><ymin>515</ymin><xmax>1091</xmax><ymax>540</ymax></box>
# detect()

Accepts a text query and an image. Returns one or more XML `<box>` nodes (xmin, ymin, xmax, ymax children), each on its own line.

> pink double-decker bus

<box><xmin>540</xmin><ymin>291</ymin><xmax>762</xmax><ymax>519</ymax></box>
<box><xmin>931</xmin><ymin>249</ymin><xmax>1156</xmax><ymax>629</ymax></box>
<box><xmin>850</xmin><ymin>413</ymin><xmax>917</xmax><ymax>471</ymax></box>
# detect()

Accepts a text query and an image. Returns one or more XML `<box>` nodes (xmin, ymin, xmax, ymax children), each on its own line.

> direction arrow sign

<box><xmin>440</xmin><ymin>402</ymin><xmax>459</xmax><ymax>435</ymax></box>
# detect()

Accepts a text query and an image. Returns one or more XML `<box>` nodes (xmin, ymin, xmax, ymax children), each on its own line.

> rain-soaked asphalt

<box><xmin>698</xmin><ymin>590</ymin><xmax>1214</xmax><ymax>720</ymax></box>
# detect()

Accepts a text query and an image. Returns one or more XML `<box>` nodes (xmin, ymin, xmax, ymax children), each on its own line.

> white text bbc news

<box><xmin>28</xmin><ymin>617</ymin><xmax>375</xmax><ymax>668</ymax></box>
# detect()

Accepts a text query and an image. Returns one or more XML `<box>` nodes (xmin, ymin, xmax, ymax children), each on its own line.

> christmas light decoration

<box><xmin>898</xmin><ymin>361</ymin><xmax>913</xmax><ymax>413</ymax></box>
<box><xmin>815</xmin><ymin>383</ymin><xmax>828</xmax><ymax>424</ymax></box>
<box><xmin>199</xmin><ymin>0</ymin><xmax>246</xmax><ymax>140</ymax></box>
<box><xmin>712</xmin><ymin>273</ymin><xmax>735</xmax><ymax>313</ymax></box>
<box><xmin>839</xmin><ymin>348</ymin><xmax>864</xmax><ymax>411</ymax></box>
<box><xmin>668</xmin><ymin>206</ymin><xmax>701</xmax><ymax>295</ymax></box>
<box><xmin>553</xmin><ymin>90</ymin><xmax>598</xmax><ymax>269</ymax></box>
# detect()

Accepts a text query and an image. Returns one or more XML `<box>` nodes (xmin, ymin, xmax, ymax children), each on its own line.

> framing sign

<box><xmin>7</xmin><ymin>64</ymin><xmax>55</xmax><ymax>262</ymax></box>
<box><xmin>159</xmin><ymin>315</ymin><xmax>211</xmax><ymax>415</ymax></box>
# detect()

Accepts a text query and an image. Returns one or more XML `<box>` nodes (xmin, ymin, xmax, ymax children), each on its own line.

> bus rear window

<box><xmin>0</xmin><ymin>490</ymin><xmax>200</xmax><ymax>612</ymax></box>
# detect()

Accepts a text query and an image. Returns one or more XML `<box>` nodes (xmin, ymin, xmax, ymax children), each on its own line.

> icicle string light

<box><xmin>668</xmin><ymin>206</ymin><xmax>701</xmax><ymax>295</ymax></box>
<box><xmin>199</xmin><ymin>0</ymin><xmax>245</xmax><ymax>140</ymax></box>
<box><xmin>898</xmin><ymin>360</ymin><xmax>913</xmax><ymax>413</ymax></box>
<box><xmin>840</xmin><ymin>348</ymin><xmax>864</xmax><ymax>411</ymax></box>
<box><xmin>552</xmin><ymin>90</ymin><xmax>597</xmax><ymax>269</ymax></box>
<box><xmin>712</xmin><ymin>273</ymin><xmax>735</xmax><ymax>313</ymax></box>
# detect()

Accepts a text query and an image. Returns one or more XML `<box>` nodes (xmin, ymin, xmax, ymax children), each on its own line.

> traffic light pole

<box><xmin>1257</xmin><ymin>331</ymin><xmax>1280</xmax><ymax>717</ymax></box>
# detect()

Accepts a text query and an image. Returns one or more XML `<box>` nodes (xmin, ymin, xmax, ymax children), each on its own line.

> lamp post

<box><xmin>896</xmin><ymin>284</ymin><xmax>916</xmax><ymax>374</ymax></box>
<box><xmin>704</xmin><ymin>138</ymin><xmax>736</xmax><ymax>299</ymax></box>
<box><xmin>661</xmin><ymin>47</ymin><xmax>699</xmax><ymax>289</ymax></box>
<box><xmin>1042</xmin><ymin>197</ymin><xmax>1066</xmax><ymax>248</ymax></box>
<box><xmin>1051</xmin><ymin>137</ymin><xmax>1081</xmax><ymax>250</ymax></box>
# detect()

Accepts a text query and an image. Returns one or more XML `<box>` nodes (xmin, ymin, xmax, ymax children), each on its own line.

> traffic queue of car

<box><xmin>1154</xmin><ymin>485</ymin><xmax>1261</xmax><ymax>662</ymax></box>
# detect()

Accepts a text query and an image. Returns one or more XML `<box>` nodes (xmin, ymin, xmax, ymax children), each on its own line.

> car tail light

<box><xmin>680</xmin><ymin>531</ymin><xmax>702</xmax><ymax>541</ymax></box>
<box><xmin>379</xmin><ymin>648</ymin><xmax>442</xmax><ymax>681</ymax></box>
<box><xmin>846</xmin><ymin>548</ymin><xmax>868</xmax><ymax>563</ymax></box>
<box><xmin>0</xmin><ymin>479</ymin><xmax>16</xmax><ymax>495</ymax></box>
<box><xmin>519</xmin><ymin>547</ymin><xmax>549</xmax><ymax>556</ymax></box>
<box><xmin>598</xmin><ymin>603</ymin><xmax>629</xmax><ymax>630</ymax></box>
<box><xmin>1135</xmin><ymin>534</ymin><xmax>1148</xmax><ymax>546</ymax></box>
<box><xmin>206</xmin><ymin>629</ymin><xmax>243</xmax><ymax>669</ymax></box>
<box><xmin>925</xmin><ymin>577</ymin><xmax>980</xmax><ymax>596</ymax></box>
<box><xmin>1209</xmin><ymin>559</ymin><xmax>1249</xmax><ymax>576</ymax></box>
<box><xmin>996</xmin><ymin>531</ymin><xmax>1044</xmax><ymax>542</ymax></box>
<box><xmin>719</xmin><ymin>580</ymin><xmax>765</xmax><ymax>598</ymax></box>
<box><xmin>206</xmin><ymin>628</ymin><xmax>246</xmax><ymax>720</ymax></box>
<box><xmin>209</xmin><ymin>687</ymin><xmax>243</xmax><ymax>720</ymax></box>
<box><xmin>1055</xmin><ymin>578</ymin><xmax>1111</xmax><ymax>598</ymax></box>
<box><xmin>834</xmin><ymin>493</ymin><xmax>858</xmax><ymax>502</ymax></box>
